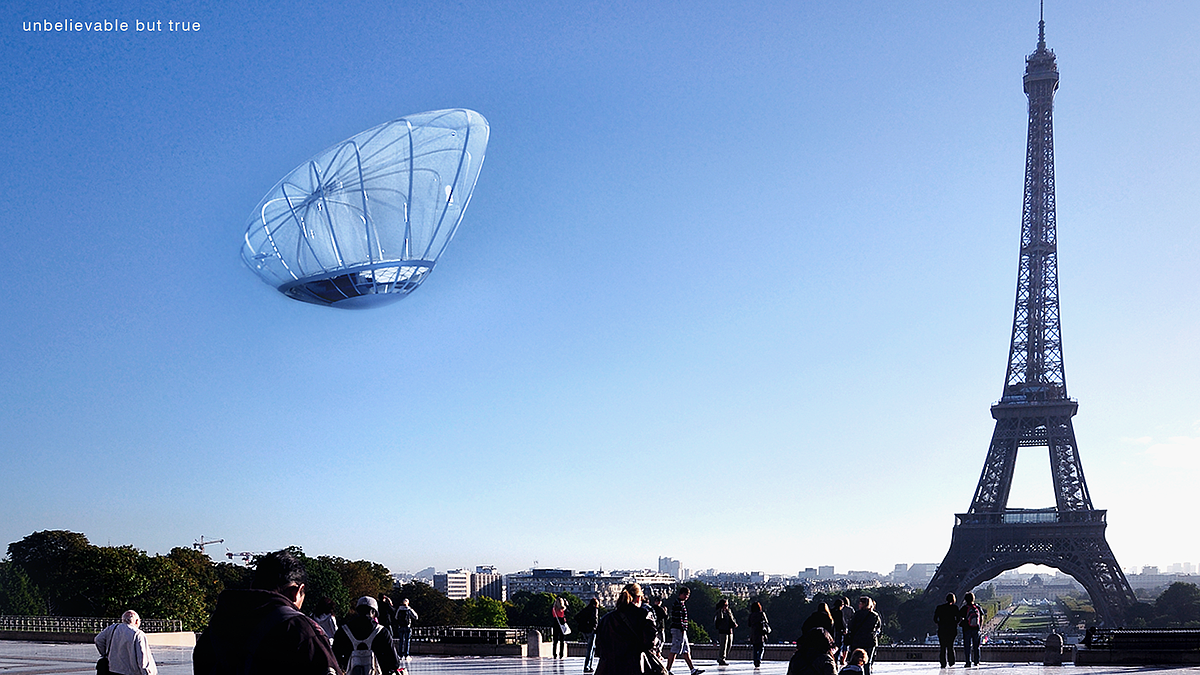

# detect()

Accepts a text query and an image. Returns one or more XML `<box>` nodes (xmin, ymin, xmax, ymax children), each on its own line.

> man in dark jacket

<box><xmin>333</xmin><ymin>597</ymin><xmax>401</xmax><ymax>675</ymax></box>
<box><xmin>193</xmin><ymin>549</ymin><xmax>341</xmax><ymax>675</ymax></box>
<box><xmin>933</xmin><ymin>593</ymin><xmax>960</xmax><ymax>667</ymax></box>
<box><xmin>846</xmin><ymin>596</ymin><xmax>881</xmax><ymax>675</ymax></box>
<box><xmin>575</xmin><ymin>597</ymin><xmax>602</xmax><ymax>672</ymax></box>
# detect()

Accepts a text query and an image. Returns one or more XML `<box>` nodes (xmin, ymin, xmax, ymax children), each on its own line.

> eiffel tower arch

<box><xmin>924</xmin><ymin>13</ymin><xmax>1136</xmax><ymax>627</ymax></box>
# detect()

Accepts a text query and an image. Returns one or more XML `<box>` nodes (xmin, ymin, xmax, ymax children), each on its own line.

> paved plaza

<box><xmin>1</xmin><ymin>641</ymin><xmax>1198</xmax><ymax>675</ymax></box>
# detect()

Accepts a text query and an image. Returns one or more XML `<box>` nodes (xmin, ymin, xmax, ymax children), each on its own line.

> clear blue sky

<box><xmin>2</xmin><ymin>0</ymin><xmax>1197</xmax><ymax>579</ymax></box>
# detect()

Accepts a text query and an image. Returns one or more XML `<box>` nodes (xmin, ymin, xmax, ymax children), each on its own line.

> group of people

<box><xmin>783</xmin><ymin>596</ymin><xmax>881</xmax><ymax>675</ymax></box>
<box><xmin>92</xmin><ymin>549</ymin><xmax>429</xmax><ymax>675</ymax></box>
<box><xmin>933</xmin><ymin>591</ymin><xmax>988</xmax><ymax>668</ymax></box>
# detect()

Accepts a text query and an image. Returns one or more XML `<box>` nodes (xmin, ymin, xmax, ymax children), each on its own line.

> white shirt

<box><xmin>95</xmin><ymin>622</ymin><xmax>158</xmax><ymax>675</ymax></box>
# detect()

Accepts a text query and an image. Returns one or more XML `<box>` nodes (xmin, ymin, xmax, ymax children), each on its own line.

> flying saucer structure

<box><xmin>241</xmin><ymin>109</ymin><xmax>489</xmax><ymax>308</ymax></box>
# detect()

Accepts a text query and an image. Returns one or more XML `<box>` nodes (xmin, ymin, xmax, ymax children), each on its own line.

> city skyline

<box><xmin>2</xmin><ymin>2</ymin><xmax>1197</xmax><ymax>581</ymax></box>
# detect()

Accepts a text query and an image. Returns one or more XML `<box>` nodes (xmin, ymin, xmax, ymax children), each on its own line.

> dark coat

<box><xmin>332</xmin><ymin>613</ymin><xmax>399</xmax><ymax>674</ymax></box>
<box><xmin>575</xmin><ymin>605</ymin><xmax>601</xmax><ymax>634</ymax></box>
<box><xmin>933</xmin><ymin>602</ymin><xmax>960</xmax><ymax>635</ymax></box>
<box><xmin>748</xmin><ymin>609</ymin><xmax>771</xmax><ymax>644</ymax></box>
<box><xmin>594</xmin><ymin>603</ymin><xmax>657</xmax><ymax>675</ymax></box>
<box><xmin>193</xmin><ymin>589</ymin><xmax>342</xmax><ymax>675</ymax></box>
<box><xmin>787</xmin><ymin>652</ymin><xmax>837</xmax><ymax>675</ymax></box>
<box><xmin>847</xmin><ymin>608</ymin><xmax>881</xmax><ymax>650</ymax></box>
<box><xmin>801</xmin><ymin>610</ymin><xmax>834</xmax><ymax>635</ymax></box>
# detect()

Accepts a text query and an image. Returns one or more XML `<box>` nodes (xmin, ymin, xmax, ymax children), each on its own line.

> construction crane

<box><xmin>193</xmin><ymin>536</ymin><xmax>224</xmax><ymax>554</ymax></box>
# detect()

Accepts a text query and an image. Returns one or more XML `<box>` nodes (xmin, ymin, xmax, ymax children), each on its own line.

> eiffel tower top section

<box><xmin>1000</xmin><ymin>11</ymin><xmax>1066</xmax><ymax>407</ymax></box>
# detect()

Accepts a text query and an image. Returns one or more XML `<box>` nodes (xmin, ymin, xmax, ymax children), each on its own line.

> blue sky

<box><xmin>2</xmin><ymin>0</ymin><xmax>1197</xmax><ymax>579</ymax></box>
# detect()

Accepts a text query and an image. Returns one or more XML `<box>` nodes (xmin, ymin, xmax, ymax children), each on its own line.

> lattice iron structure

<box><xmin>924</xmin><ymin>16</ymin><xmax>1136</xmax><ymax>626</ymax></box>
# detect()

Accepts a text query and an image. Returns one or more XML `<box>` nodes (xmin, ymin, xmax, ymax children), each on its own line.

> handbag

<box><xmin>640</xmin><ymin>649</ymin><xmax>667</xmax><ymax>675</ymax></box>
<box><xmin>559</xmin><ymin>618</ymin><xmax>572</xmax><ymax>636</ymax></box>
<box><xmin>96</xmin><ymin>656</ymin><xmax>110</xmax><ymax>675</ymax></box>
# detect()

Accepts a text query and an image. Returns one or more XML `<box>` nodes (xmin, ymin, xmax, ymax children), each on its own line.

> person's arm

<box><xmin>136</xmin><ymin>631</ymin><xmax>158</xmax><ymax>675</ymax></box>
<box><xmin>95</xmin><ymin>624</ymin><xmax>111</xmax><ymax>656</ymax></box>
<box><xmin>373</xmin><ymin>628</ymin><xmax>400</xmax><ymax>674</ymax></box>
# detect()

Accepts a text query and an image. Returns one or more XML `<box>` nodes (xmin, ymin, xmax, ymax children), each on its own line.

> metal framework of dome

<box><xmin>241</xmin><ymin>109</ymin><xmax>489</xmax><ymax>308</ymax></box>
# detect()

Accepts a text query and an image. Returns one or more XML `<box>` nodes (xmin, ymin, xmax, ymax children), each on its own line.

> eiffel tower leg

<box><xmin>925</xmin><ymin>517</ymin><xmax>1137</xmax><ymax>626</ymax></box>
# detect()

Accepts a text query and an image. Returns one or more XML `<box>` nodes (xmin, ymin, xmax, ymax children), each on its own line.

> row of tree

<box><xmin>4</xmin><ymin>530</ymin><xmax>1198</xmax><ymax>635</ymax></box>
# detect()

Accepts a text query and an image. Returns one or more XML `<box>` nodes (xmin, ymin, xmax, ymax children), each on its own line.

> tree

<box><xmin>0</xmin><ymin>560</ymin><xmax>45</xmax><ymax>615</ymax></box>
<box><xmin>136</xmin><ymin>555</ymin><xmax>209</xmax><ymax>631</ymax></box>
<box><xmin>304</xmin><ymin>556</ymin><xmax>350</xmax><ymax>618</ymax></box>
<box><xmin>7</xmin><ymin>530</ymin><xmax>91</xmax><ymax>614</ymax></box>
<box><xmin>682</xmin><ymin>582</ymin><xmax>723</xmax><ymax>643</ymax></box>
<box><xmin>394</xmin><ymin>582</ymin><xmax>460</xmax><ymax>626</ymax></box>
<box><xmin>463</xmin><ymin>596</ymin><xmax>508</xmax><ymax>627</ymax></box>
<box><xmin>507</xmin><ymin>591</ymin><xmax>557</xmax><ymax>628</ymax></box>
<box><xmin>1154</xmin><ymin>582</ymin><xmax>1200</xmax><ymax>627</ymax></box>
<box><xmin>320</xmin><ymin>556</ymin><xmax>393</xmax><ymax>603</ymax></box>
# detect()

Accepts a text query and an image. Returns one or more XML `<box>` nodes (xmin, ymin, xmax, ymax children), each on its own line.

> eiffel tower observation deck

<box><xmin>924</xmin><ymin>11</ymin><xmax>1137</xmax><ymax>626</ymax></box>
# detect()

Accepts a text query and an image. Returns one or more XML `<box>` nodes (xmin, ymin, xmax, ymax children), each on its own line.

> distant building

<box><xmin>472</xmin><ymin>566</ymin><xmax>506</xmax><ymax>601</ymax></box>
<box><xmin>434</xmin><ymin>569</ymin><xmax>470</xmax><ymax>600</ymax></box>
<box><xmin>506</xmin><ymin>568</ymin><xmax>678</xmax><ymax>605</ymax></box>
<box><xmin>818</xmin><ymin>566</ymin><xmax>835</xmax><ymax>579</ymax></box>
<box><xmin>659</xmin><ymin>557</ymin><xmax>682</xmax><ymax>580</ymax></box>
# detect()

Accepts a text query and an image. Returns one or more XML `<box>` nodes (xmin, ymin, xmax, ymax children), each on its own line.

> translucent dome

<box><xmin>241</xmin><ymin>109</ymin><xmax>489</xmax><ymax>308</ymax></box>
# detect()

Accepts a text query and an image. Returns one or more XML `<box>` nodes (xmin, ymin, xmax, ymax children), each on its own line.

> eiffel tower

<box><xmin>924</xmin><ymin>11</ymin><xmax>1137</xmax><ymax>626</ymax></box>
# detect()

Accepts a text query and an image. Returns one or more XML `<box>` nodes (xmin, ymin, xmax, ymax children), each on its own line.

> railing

<box><xmin>0</xmin><ymin>616</ymin><xmax>183</xmax><ymax>634</ymax></box>
<box><xmin>1085</xmin><ymin>629</ymin><xmax>1200</xmax><ymax>651</ymax></box>
<box><xmin>411</xmin><ymin>626</ymin><xmax>533</xmax><ymax>644</ymax></box>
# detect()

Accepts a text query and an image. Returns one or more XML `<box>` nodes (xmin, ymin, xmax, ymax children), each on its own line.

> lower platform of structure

<box><xmin>3</xmin><ymin>641</ymin><xmax>1199</xmax><ymax>675</ymax></box>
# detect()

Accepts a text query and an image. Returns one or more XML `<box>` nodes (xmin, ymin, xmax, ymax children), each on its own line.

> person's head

<box><xmin>121</xmin><ymin>610</ymin><xmax>140</xmax><ymax>628</ymax></box>
<box><xmin>589</xmin><ymin>597</ymin><xmax>600</xmax><ymax>608</ymax></box>
<box><xmin>677</xmin><ymin>587</ymin><xmax>690</xmax><ymax>599</ymax></box>
<box><xmin>945</xmin><ymin>593</ymin><xmax>956</xmax><ymax>604</ymax></box>
<box><xmin>380</xmin><ymin>595</ymin><xmax>393</xmax><ymax>607</ymax></box>
<box><xmin>857</xmin><ymin>596</ymin><xmax>872</xmax><ymax>610</ymax></box>
<box><xmin>617</xmin><ymin>583</ymin><xmax>644</xmax><ymax>607</ymax></box>
<box><xmin>402</xmin><ymin>598</ymin><xmax>410</xmax><ymax>607</ymax></box>
<box><xmin>818</xmin><ymin>602</ymin><xmax>832</xmax><ymax>620</ymax></box>
<box><xmin>750</xmin><ymin>601</ymin><xmax>763</xmax><ymax>613</ymax></box>
<box><xmin>849</xmin><ymin>648</ymin><xmax>868</xmax><ymax>666</ymax></box>
<box><xmin>253</xmin><ymin>549</ymin><xmax>308</xmax><ymax>608</ymax></box>
<box><xmin>650</xmin><ymin>596</ymin><xmax>663</xmax><ymax>607</ymax></box>
<box><xmin>964</xmin><ymin>592</ymin><xmax>975</xmax><ymax>604</ymax></box>
<box><xmin>834</xmin><ymin>597</ymin><xmax>844</xmax><ymax>609</ymax></box>
<box><xmin>716</xmin><ymin>598</ymin><xmax>728</xmax><ymax>610</ymax></box>
<box><xmin>356</xmin><ymin>596</ymin><xmax>379</xmax><ymax>618</ymax></box>
<box><xmin>842</xmin><ymin>596</ymin><xmax>852</xmax><ymax>608</ymax></box>
<box><xmin>315</xmin><ymin>596</ymin><xmax>336</xmax><ymax>615</ymax></box>
<box><xmin>554</xmin><ymin>596</ymin><xmax>567</xmax><ymax>609</ymax></box>
<box><xmin>801</xmin><ymin>627</ymin><xmax>835</xmax><ymax>657</ymax></box>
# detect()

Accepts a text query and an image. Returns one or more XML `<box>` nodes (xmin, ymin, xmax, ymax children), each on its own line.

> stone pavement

<box><xmin>2</xmin><ymin>641</ymin><xmax>1198</xmax><ymax>675</ymax></box>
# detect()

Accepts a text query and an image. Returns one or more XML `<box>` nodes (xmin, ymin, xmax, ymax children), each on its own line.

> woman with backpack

<box><xmin>958</xmin><ymin>592</ymin><xmax>985</xmax><ymax>667</ymax></box>
<box><xmin>714</xmin><ymin>598</ymin><xmax>738</xmax><ymax>665</ymax></box>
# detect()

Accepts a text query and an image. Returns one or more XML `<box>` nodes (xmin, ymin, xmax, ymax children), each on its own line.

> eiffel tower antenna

<box><xmin>924</xmin><ymin>9</ymin><xmax>1136</xmax><ymax>627</ymax></box>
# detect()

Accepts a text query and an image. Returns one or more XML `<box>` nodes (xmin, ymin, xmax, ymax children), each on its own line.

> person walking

<box><xmin>552</xmin><ymin>596</ymin><xmax>571</xmax><ymax>659</ymax></box>
<box><xmin>95</xmin><ymin>610</ymin><xmax>157</xmax><ymax>675</ymax></box>
<box><xmin>747</xmin><ymin>601</ymin><xmax>771</xmax><ymax>668</ymax></box>
<box><xmin>312</xmin><ymin>597</ymin><xmax>338</xmax><ymax>645</ymax></box>
<box><xmin>933</xmin><ymin>593</ymin><xmax>960</xmax><ymax>668</ymax></box>
<box><xmin>649</xmin><ymin>597</ymin><xmax>669</xmax><ymax>655</ymax></box>
<box><xmin>714</xmin><ymin>598</ymin><xmax>737</xmax><ymax>666</ymax></box>
<box><xmin>576</xmin><ymin>597</ymin><xmax>602</xmax><ymax>672</ymax></box>
<box><xmin>595</xmin><ymin>584</ymin><xmax>658</xmax><ymax>675</ymax></box>
<box><xmin>838</xmin><ymin>598</ymin><xmax>855</xmax><ymax>664</ymax></box>
<box><xmin>393</xmin><ymin>598</ymin><xmax>419</xmax><ymax>660</ymax></box>
<box><xmin>333</xmin><ymin>596</ymin><xmax>400</xmax><ymax>675</ymax></box>
<box><xmin>846</xmin><ymin>597</ymin><xmax>880</xmax><ymax>675</ymax></box>
<box><xmin>666</xmin><ymin>587</ymin><xmax>704</xmax><ymax>675</ymax></box>
<box><xmin>958</xmin><ymin>592</ymin><xmax>985</xmax><ymax>667</ymax></box>
<box><xmin>830</xmin><ymin>599</ymin><xmax>847</xmax><ymax>664</ymax></box>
